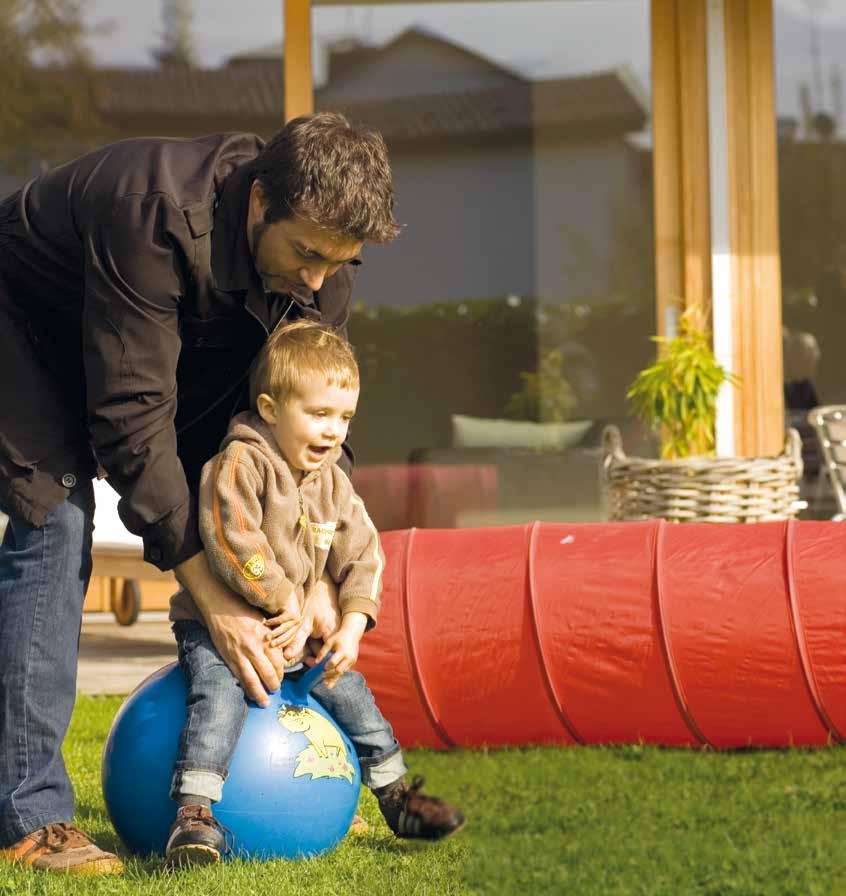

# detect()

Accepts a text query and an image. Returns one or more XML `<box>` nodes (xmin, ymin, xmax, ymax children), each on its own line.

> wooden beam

<box><xmin>653</xmin><ymin>0</ymin><xmax>783</xmax><ymax>456</ymax></box>
<box><xmin>284</xmin><ymin>0</ymin><xmax>313</xmax><ymax>122</ymax></box>
<box><xmin>677</xmin><ymin>0</ymin><xmax>713</xmax><ymax>318</ymax></box>
<box><xmin>651</xmin><ymin>0</ymin><xmax>683</xmax><ymax>339</ymax></box>
<box><xmin>650</xmin><ymin>0</ymin><xmax>712</xmax><ymax>338</ymax></box>
<box><xmin>724</xmin><ymin>0</ymin><xmax>784</xmax><ymax>455</ymax></box>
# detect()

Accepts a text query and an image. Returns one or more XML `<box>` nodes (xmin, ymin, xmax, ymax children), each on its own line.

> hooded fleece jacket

<box><xmin>170</xmin><ymin>411</ymin><xmax>383</xmax><ymax>628</ymax></box>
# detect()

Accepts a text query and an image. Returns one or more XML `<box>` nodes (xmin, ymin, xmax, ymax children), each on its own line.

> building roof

<box><xmin>226</xmin><ymin>26</ymin><xmax>523</xmax><ymax>83</ymax></box>
<box><xmin>92</xmin><ymin>27</ymin><xmax>648</xmax><ymax>139</ymax></box>
<box><xmin>94</xmin><ymin>67</ymin><xmax>647</xmax><ymax>137</ymax></box>
<box><xmin>322</xmin><ymin>72</ymin><xmax>648</xmax><ymax>141</ymax></box>
<box><xmin>95</xmin><ymin>65</ymin><xmax>285</xmax><ymax>119</ymax></box>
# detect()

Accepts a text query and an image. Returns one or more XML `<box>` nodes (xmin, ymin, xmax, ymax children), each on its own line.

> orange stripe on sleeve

<box><xmin>212</xmin><ymin>446</ymin><xmax>267</xmax><ymax>601</ymax></box>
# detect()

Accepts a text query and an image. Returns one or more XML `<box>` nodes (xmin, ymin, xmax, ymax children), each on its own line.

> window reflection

<box><xmin>2</xmin><ymin>0</ymin><xmax>655</xmax><ymax>528</ymax></box>
<box><xmin>776</xmin><ymin>0</ymin><xmax>846</xmax><ymax>517</ymax></box>
<box><xmin>315</xmin><ymin>4</ymin><xmax>656</xmax><ymax>527</ymax></box>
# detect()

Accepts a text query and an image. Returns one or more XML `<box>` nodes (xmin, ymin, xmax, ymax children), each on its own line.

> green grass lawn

<box><xmin>1</xmin><ymin>697</ymin><xmax>845</xmax><ymax>895</ymax></box>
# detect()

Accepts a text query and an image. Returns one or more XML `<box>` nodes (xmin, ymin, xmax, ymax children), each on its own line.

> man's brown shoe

<box><xmin>0</xmin><ymin>823</ymin><xmax>124</xmax><ymax>876</ymax></box>
<box><xmin>376</xmin><ymin>776</ymin><xmax>466</xmax><ymax>840</ymax></box>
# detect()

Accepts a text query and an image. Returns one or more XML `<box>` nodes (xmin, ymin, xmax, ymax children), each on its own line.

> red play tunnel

<box><xmin>355</xmin><ymin>521</ymin><xmax>846</xmax><ymax>749</ymax></box>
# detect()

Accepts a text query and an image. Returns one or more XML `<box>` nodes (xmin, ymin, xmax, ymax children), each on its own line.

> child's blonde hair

<box><xmin>250</xmin><ymin>320</ymin><xmax>359</xmax><ymax>408</ymax></box>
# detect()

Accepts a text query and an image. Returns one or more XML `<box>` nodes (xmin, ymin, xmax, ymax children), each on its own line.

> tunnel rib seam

<box><xmin>653</xmin><ymin>520</ymin><xmax>712</xmax><ymax>748</ymax></box>
<box><xmin>525</xmin><ymin>521</ymin><xmax>584</xmax><ymax>745</ymax></box>
<box><xmin>783</xmin><ymin>519</ymin><xmax>844</xmax><ymax>744</ymax></box>
<box><xmin>401</xmin><ymin>528</ymin><xmax>455</xmax><ymax>749</ymax></box>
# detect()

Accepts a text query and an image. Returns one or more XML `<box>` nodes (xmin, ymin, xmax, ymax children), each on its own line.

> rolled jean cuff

<box><xmin>361</xmin><ymin>747</ymin><xmax>408</xmax><ymax>790</ymax></box>
<box><xmin>170</xmin><ymin>769</ymin><xmax>225</xmax><ymax>803</ymax></box>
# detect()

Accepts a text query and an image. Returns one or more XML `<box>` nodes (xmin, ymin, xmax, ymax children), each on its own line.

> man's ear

<box><xmin>249</xmin><ymin>180</ymin><xmax>267</xmax><ymax>222</ymax></box>
<box><xmin>256</xmin><ymin>393</ymin><xmax>277</xmax><ymax>425</ymax></box>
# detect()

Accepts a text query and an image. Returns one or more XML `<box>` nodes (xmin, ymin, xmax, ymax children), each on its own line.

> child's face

<box><xmin>258</xmin><ymin>374</ymin><xmax>358</xmax><ymax>478</ymax></box>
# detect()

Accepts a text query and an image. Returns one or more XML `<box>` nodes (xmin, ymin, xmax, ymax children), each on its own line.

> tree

<box><xmin>0</xmin><ymin>0</ymin><xmax>106</xmax><ymax>172</ymax></box>
<box><xmin>152</xmin><ymin>0</ymin><xmax>196</xmax><ymax>68</ymax></box>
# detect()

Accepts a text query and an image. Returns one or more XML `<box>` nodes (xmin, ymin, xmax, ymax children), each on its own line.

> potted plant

<box><xmin>602</xmin><ymin>305</ymin><xmax>803</xmax><ymax>523</ymax></box>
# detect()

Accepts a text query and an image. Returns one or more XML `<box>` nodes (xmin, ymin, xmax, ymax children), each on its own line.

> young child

<box><xmin>165</xmin><ymin>321</ymin><xmax>464</xmax><ymax>866</ymax></box>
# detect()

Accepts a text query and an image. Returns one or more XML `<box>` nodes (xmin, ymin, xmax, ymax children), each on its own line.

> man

<box><xmin>0</xmin><ymin>112</ymin><xmax>398</xmax><ymax>874</ymax></box>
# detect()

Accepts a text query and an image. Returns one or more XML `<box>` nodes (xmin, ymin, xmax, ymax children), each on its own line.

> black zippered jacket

<box><xmin>0</xmin><ymin>133</ymin><xmax>356</xmax><ymax>570</ymax></box>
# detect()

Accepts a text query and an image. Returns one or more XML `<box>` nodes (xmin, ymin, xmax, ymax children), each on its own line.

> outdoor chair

<box><xmin>806</xmin><ymin>405</ymin><xmax>846</xmax><ymax>521</ymax></box>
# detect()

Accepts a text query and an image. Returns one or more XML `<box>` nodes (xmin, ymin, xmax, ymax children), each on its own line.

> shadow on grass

<box><xmin>345</xmin><ymin>833</ymin><xmax>435</xmax><ymax>855</ymax></box>
<box><xmin>72</xmin><ymin>803</ymin><xmax>426</xmax><ymax>879</ymax></box>
<box><xmin>74</xmin><ymin>803</ymin><xmax>123</xmax><ymax>848</ymax></box>
<box><xmin>74</xmin><ymin>800</ymin><xmax>168</xmax><ymax>873</ymax></box>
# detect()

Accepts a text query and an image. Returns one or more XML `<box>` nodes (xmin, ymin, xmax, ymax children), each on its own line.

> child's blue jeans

<box><xmin>170</xmin><ymin>620</ymin><xmax>408</xmax><ymax>803</ymax></box>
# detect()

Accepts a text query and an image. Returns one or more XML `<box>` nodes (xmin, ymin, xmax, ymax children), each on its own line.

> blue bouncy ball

<box><xmin>102</xmin><ymin>655</ymin><xmax>361</xmax><ymax>860</ymax></box>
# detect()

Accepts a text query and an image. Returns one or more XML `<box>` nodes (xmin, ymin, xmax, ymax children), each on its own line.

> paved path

<box><xmin>78</xmin><ymin>614</ymin><xmax>176</xmax><ymax>696</ymax></box>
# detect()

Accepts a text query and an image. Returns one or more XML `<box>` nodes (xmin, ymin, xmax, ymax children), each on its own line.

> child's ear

<box><xmin>256</xmin><ymin>393</ymin><xmax>278</xmax><ymax>425</ymax></box>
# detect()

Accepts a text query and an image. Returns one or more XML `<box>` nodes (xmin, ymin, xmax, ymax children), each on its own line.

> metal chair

<box><xmin>806</xmin><ymin>405</ymin><xmax>846</xmax><ymax>521</ymax></box>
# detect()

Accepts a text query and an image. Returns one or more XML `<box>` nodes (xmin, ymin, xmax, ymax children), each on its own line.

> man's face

<box><xmin>247</xmin><ymin>182</ymin><xmax>363</xmax><ymax>295</ymax></box>
<box><xmin>257</xmin><ymin>373</ymin><xmax>359</xmax><ymax>480</ymax></box>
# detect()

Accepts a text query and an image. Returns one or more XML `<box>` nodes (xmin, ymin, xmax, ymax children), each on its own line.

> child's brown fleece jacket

<box><xmin>170</xmin><ymin>411</ymin><xmax>383</xmax><ymax>628</ymax></box>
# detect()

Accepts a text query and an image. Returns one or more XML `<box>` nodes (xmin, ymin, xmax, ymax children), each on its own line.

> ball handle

<box><xmin>288</xmin><ymin>652</ymin><xmax>333</xmax><ymax>703</ymax></box>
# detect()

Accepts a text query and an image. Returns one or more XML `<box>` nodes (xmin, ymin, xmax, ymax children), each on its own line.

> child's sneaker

<box><xmin>0</xmin><ymin>823</ymin><xmax>124</xmax><ymax>875</ymax></box>
<box><xmin>375</xmin><ymin>776</ymin><xmax>465</xmax><ymax>840</ymax></box>
<box><xmin>165</xmin><ymin>806</ymin><xmax>231</xmax><ymax>867</ymax></box>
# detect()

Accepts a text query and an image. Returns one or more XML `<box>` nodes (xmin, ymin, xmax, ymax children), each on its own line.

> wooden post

<box><xmin>651</xmin><ymin>0</ymin><xmax>712</xmax><ymax>338</ymax></box>
<box><xmin>652</xmin><ymin>0</ymin><xmax>784</xmax><ymax>456</ymax></box>
<box><xmin>284</xmin><ymin>0</ymin><xmax>313</xmax><ymax>122</ymax></box>
<box><xmin>651</xmin><ymin>0</ymin><xmax>683</xmax><ymax>339</ymax></box>
<box><xmin>724</xmin><ymin>0</ymin><xmax>784</xmax><ymax>456</ymax></box>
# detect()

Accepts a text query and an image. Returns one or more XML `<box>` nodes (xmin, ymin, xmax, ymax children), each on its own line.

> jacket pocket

<box><xmin>0</xmin><ymin>433</ymin><xmax>37</xmax><ymax>474</ymax></box>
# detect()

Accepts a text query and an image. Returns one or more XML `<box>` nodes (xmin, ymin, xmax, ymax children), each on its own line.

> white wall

<box><xmin>533</xmin><ymin>135</ymin><xmax>640</xmax><ymax>304</ymax></box>
<box><xmin>353</xmin><ymin>134</ymin><xmax>645</xmax><ymax>309</ymax></box>
<box><xmin>354</xmin><ymin>139</ymin><xmax>536</xmax><ymax>307</ymax></box>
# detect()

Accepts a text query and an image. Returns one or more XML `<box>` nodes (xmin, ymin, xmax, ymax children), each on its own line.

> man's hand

<box><xmin>174</xmin><ymin>551</ymin><xmax>282</xmax><ymax>707</ymax></box>
<box><xmin>263</xmin><ymin>589</ymin><xmax>303</xmax><ymax>650</ymax></box>
<box><xmin>313</xmin><ymin>611</ymin><xmax>368</xmax><ymax>689</ymax></box>
<box><xmin>263</xmin><ymin>612</ymin><xmax>302</xmax><ymax>649</ymax></box>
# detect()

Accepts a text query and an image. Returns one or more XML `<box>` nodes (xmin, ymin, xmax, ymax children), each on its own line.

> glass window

<box><xmin>775</xmin><ymin>0</ymin><xmax>846</xmax><ymax>517</ymax></box>
<box><xmin>316</xmin><ymin>2</ymin><xmax>656</xmax><ymax>528</ymax></box>
<box><xmin>2</xmin><ymin>0</ymin><xmax>656</xmax><ymax>530</ymax></box>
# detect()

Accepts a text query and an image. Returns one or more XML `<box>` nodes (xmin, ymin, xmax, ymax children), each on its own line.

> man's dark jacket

<box><xmin>0</xmin><ymin>133</ymin><xmax>357</xmax><ymax>570</ymax></box>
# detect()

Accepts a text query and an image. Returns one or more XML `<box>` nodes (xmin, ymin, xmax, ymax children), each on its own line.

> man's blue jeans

<box><xmin>0</xmin><ymin>487</ymin><xmax>95</xmax><ymax>847</ymax></box>
<box><xmin>171</xmin><ymin>620</ymin><xmax>407</xmax><ymax>802</ymax></box>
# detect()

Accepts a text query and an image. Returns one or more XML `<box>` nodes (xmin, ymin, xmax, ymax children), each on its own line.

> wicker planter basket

<box><xmin>601</xmin><ymin>425</ymin><xmax>804</xmax><ymax>523</ymax></box>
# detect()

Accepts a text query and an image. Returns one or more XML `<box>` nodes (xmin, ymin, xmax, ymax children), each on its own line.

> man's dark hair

<box><xmin>251</xmin><ymin>111</ymin><xmax>401</xmax><ymax>243</ymax></box>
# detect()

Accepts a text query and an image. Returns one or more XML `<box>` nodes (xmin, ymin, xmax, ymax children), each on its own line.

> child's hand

<box><xmin>314</xmin><ymin>612</ymin><xmax>368</xmax><ymax>689</ymax></box>
<box><xmin>281</xmin><ymin>583</ymin><xmax>341</xmax><ymax>660</ymax></box>
<box><xmin>316</xmin><ymin>631</ymin><xmax>359</xmax><ymax>689</ymax></box>
<box><xmin>310</xmin><ymin>591</ymin><xmax>341</xmax><ymax>642</ymax></box>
